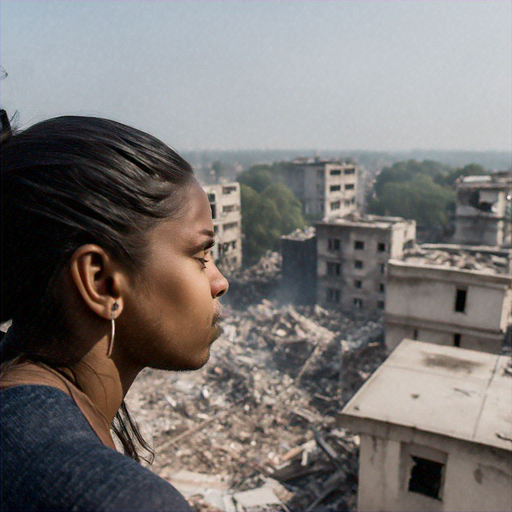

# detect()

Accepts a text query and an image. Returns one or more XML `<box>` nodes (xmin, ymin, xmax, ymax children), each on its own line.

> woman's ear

<box><xmin>69</xmin><ymin>245</ymin><xmax>124</xmax><ymax>320</ymax></box>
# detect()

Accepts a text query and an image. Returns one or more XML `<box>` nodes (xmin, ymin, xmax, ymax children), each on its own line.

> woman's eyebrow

<box><xmin>189</xmin><ymin>233</ymin><xmax>216</xmax><ymax>254</ymax></box>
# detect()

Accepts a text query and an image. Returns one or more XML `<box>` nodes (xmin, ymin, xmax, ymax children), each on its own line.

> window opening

<box><xmin>377</xmin><ymin>301</ymin><xmax>385</xmax><ymax>310</ymax></box>
<box><xmin>354</xmin><ymin>240</ymin><xmax>365</xmax><ymax>250</ymax></box>
<box><xmin>377</xmin><ymin>242</ymin><xmax>386</xmax><ymax>252</ymax></box>
<box><xmin>327</xmin><ymin>288</ymin><xmax>340</xmax><ymax>303</ymax></box>
<box><xmin>354</xmin><ymin>260</ymin><xmax>363</xmax><ymax>269</ymax></box>
<box><xmin>454</xmin><ymin>288</ymin><xmax>467</xmax><ymax>313</ymax></box>
<box><xmin>353</xmin><ymin>298</ymin><xmax>363</xmax><ymax>308</ymax></box>
<box><xmin>330</xmin><ymin>185</ymin><xmax>341</xmax><ymax>192</ymax></box>
<box><xmin>327</xmin><ymin>262</ymin><xmax>341</xmax><ymax>276</ymax></box>
<box><xmin>345</xmin><ymin>183</ymin><xmax>355</xmax><ymax>190</ymax></box>
<box><xmin>408</xmin><ymin>456</ymin><xmax>444</xmax><ymax>500</ymax></box>
<box><xmin>354</xmin><ymin>280</ymin><xmax>362</xmax><ymax>289</ymax></box>
<box><xmin>453</xmin><ymin>333</ymin><xmax>461</xmax><ymax>347</ymax></box>
<box><xmin>413</xmin><ymin>328</ymin><xmax>418</xmax><ymax>340</ymax></box>
<box><xmin>328</xmin><ymin>238</ymin><xmax>340</xmax><ymax>251</ymax></box>
<box><xmin>379</xmin><ymin>283</ymin><xmax>385</xmax><ymax>293</ymax></box>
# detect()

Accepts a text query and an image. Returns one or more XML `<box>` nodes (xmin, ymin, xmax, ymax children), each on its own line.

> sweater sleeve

<box><xmin>1</xmin><ymin>385</ymin><xmax>194</xmax><ymax>511</ymax></box>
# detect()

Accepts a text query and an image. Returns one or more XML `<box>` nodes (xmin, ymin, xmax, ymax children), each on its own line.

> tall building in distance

<box><xmin>315</xmin><ymin>214</ymin><xmax>416</xmax><ymax>311</ymax></box>
<box><xmin>281</xmin><ymin>157</ymin><xmax>359</xmax><ymax>219</ymax></box>
<box><xmin>385</xmin><ymin>245</ymin><xmax>511</xmax><ymax>354</ymax></box>
<box><xmin>202</xmin><ymin>182</ymin><xmax>242</xmax><ymax>269</ymax></box>
<box><xmin>454</xmin><ymin>171</ymin><xmax>512</xmax><ymax>247</ymax></box>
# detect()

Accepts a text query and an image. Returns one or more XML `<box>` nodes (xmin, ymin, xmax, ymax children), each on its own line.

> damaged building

<box><xmin>280</xmin><ymin>227</ymin><xmax>317</xmax><ymax>305</ymax></box>
<box><xmin>281</xmin><ymin>157</ymin><xmax>359</xmax><ymax>219</ymax></box>
<box><xmin>203</xmin><ymin>183</ymin><xmax>242</xmax><ymax>269</ymax></box>
<box><xmin>315</xmin><ymin>214</ymin><xmax>416</xmax><ymax>311</ymax></box>
<box><xmin>385</xmin><ymin>245</ymin><xmax>512</xmax><ymax>355</ymax></box>
<box><xmin>339</xmin><ymin>339</ymin><xmax>512</xmax><ymax>512</ymax></box>
<box><xmin>453</xmin><ymin>171</ymin><xmax>512</xmax><ymax>247</ymax></box>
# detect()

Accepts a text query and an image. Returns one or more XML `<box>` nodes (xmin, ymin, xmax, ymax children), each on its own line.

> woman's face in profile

<box><xmin>117</xmin><ymin>180</ymin><xmax>229</xmax><ymax>371</ymax></box>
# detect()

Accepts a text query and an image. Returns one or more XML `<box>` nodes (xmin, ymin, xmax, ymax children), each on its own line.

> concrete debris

<box><xmin>126</xmin><ymin>292</ymin><xmax>386</xmax><ymax>511</ymax></box>
<box><xmin>401</xmin><ymin>245</ymin><xmax>511</xmax><ymax>275</ymax></box>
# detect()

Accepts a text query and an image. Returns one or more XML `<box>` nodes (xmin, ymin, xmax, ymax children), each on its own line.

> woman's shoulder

<box><xmin>1</xmin><ymin>385</ymin><xmax>193</xmax><ymax>511</ymax></box>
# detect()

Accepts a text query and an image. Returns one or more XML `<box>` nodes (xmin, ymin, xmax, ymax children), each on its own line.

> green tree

<box><xmin>240</xmin><ymin>182</ymin><xmax>305</xmax><ymax>266</ymax></box>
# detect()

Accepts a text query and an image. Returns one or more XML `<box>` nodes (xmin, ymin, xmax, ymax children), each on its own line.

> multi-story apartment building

<box><xmin>340</xmin><ymin>339</ymin><xmax>511</xmax><ymax>512</ymax></box>
<box><xmin>454</xmin><ymin>171</ymin><xmax>511</xmax><ymax>247</ymax></box>
<box><xmin>282</xmin><ymin>157</ymin><xmax>358</xmax><ymax>219</ymax></box>
<box><xmin>385</xmin><ymin>245</ymin><xmax>511</xmax><ymax>354</ymax></box>
<box><xmin>316</xmin><ymin>214</ymin><xmax>416</xmax><ymax>311</ymax></box>
<box><xmin>202</xmin><ymin>182</ymin><xmax>242</xmax><ymax>269</ymax></box>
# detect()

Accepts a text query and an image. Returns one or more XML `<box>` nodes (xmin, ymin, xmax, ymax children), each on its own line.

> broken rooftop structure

<box><xmin>315</xmin><ymin>214</ymin><xmax>416</xmax><ymax>311</ymax></box>
<box><xmin>203</xmin><ymin>182</ymin><xmax>242</xmax><ymax>269</ymax></box>
<box><xmin>282</xmin><ymin>157</ymin><xmax>359</xmax><ymax>219</ymax></box>
<box><xmin>385</xmin><ymin>244</ymin><xmax>512</xmax><ymax>355</ymax></box>
<box><xmin>454</xmin><ymin>171</ymin><xmax>512</xmax><ymax>248</ymax></box>
<box><xmin>340</xmin><ymin>339</ymin><xmax>512</xmax><ymax>512</ymax></box>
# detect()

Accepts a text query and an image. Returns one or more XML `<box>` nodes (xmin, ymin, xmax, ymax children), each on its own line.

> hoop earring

<box><xmin>107</xmin><ymin>302</ymin><xmax>119</xmax><ymax>357</ymax></box>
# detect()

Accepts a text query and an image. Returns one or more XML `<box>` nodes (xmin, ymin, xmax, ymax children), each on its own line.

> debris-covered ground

<box><xmin>126</xmin><ymin>253</ymin><xmax>387</xmax><ymax>511</ymax></box>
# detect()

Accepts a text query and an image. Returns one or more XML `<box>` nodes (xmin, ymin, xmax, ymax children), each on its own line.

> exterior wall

<box><xmin>316</xmin><ymin>218</ymin><xmax>416</xmax><ymax>311</ymax></box>
<box><xmin>357</xmin><ymin>430</ymin><xmax>512</xmax><ymax>512</ymax></box>
<box><xmin>203</xmin><ymin>183</ymin><xmax>242</xmax><ymax>269</ymax></box>
<box><xmin>385</xmin><ymin>262</ymin><xmax>511</xmax><ymax>353</ymax></box>
<box><xmin>280</xmin><ymin>235</ymin><xmax>317</xmax><ymax>305</ymax></box>
<box><xmin>282</xmin><ymin>160</ymin><xmax>358</xmax><ymax>218</ymax></box>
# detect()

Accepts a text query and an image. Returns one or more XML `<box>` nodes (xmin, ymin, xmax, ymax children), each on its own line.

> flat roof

<box><xmin>394</xmin><ymin>246</ymin><xmax>511</xmax><ymax>276</ymax></box>
<box><xmin>317</xmin><ymin>213</ymin><xmax>410</xmax><ymax>230</ymax></box>
<box><xmin>340</xmin><ymin>340</ymin><xmax>512</xmax><ymax>451</ymax></box>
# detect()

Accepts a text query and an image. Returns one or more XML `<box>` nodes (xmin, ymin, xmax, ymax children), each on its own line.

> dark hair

<box><xmin>1</xmin><ymin>114</ymin><xmax>194</xmax><ymax>460</ymax></box>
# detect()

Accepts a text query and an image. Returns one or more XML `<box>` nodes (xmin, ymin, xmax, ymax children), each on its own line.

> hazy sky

<box><xmin>1</xmin><ymin>1</ymin><xmax>511</xmax><ymax>152</ymax></box>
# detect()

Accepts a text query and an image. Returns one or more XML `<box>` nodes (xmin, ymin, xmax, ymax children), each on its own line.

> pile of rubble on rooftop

<box><xmin>127</xmin><ymin>266</ymin><xmax>386</xmax><ymax>512</ymax></box>
<box><xmin>401</xmin><ymin>246</ymin><xmax>511</xmax><ymax>275</ymax></box>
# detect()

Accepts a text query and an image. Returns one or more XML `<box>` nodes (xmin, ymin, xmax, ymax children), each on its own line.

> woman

<box><xmin>1</xmin><ymin>112</ymin><xmax>229</xmax><ymax>511</ymax></box>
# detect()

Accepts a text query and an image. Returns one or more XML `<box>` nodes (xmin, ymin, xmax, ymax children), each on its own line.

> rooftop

<box><xmin>317</xmin><ymin>213</ymin><xmax>412</xmax><ymax>230</ymax></box>
<box><xmin>340</xmin><ymin>339</ymin><xmax>512</xmax><ymax>451</ymax></box>
<box><xmin>394</xmin><ymin>244</ymin><xmax>511</xmax><ymax>276</ymax></box>
<box><xmin>457</xmin><ymin>171</ymin><xmax>512</xmax><ymax>190</ymax></box>
<box><xmin>281</xmin><ymin>226</ymin><xmax>316</xmax><ymax>241</ymax></box>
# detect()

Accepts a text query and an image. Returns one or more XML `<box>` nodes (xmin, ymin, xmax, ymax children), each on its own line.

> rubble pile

<box><xmin>223</xmin><ymin>252</ymin><xmax>282</xmax><ymax>309</ymax></box>
<box><xmin>403</xmin><ymin>247</ymin><xmax>511</xmax><ymax>275</ymax></box>
<box><xmin>126</xmin><ymin>297</ymin><xmax>386</xmax><ymax>511</ymax></box>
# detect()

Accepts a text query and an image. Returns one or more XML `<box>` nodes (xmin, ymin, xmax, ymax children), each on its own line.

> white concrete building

<box><xmin>454</xmin><ymin>171</ymin><xmax>511</xmax><ymax>247</ymax></box>
<box><xmin>282</xmin><ymin>158</ymin><xmax>359</xmax><ymax>219</ymax></box>
<box><xmin>340</xmin><ymin>339</ymin><xmax>512</xmax><ymax>512</ymax></box>
<box><xmin>385</xmin><ymin>245</ymin><xmax>511</xmax><ymax>354</ymax></box>
<box><xmin>316</xmin><ymin>214</ymin><xmax>416</xmax><ymax>311</ymax></box>
<box><xmin>202</xmin><ymin>182</ymin><xmax>242</xmax><ymax>269</ymax></box>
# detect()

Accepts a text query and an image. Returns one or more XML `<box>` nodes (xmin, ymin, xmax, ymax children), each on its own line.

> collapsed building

<box><xmin>203</xmin><ymin>183</ymin><xmax>242</xmax><ymax>269</ymax></box>
<box><xmin>453</xmin><ymin>171</ymin><xmax>512</xmax><ymax>248</ymax></box>
<box><xmin>315</xmin><ymin>214</ymin><xmax>416</xmax><ymax>311</ymax></box>
<box><xmin>281</xmin><ymin>157</ymin><xmax>359</xmax><ymax>219</ymax></box>
<box><xmin>385</xmin><ymin>244</ymin><xmax>512</xmax><ymax>354</ymax></box>
<box><xmin>340</xmin><ymin>339</ymin><xmax>512</xmax><ymax>512</ymax></box>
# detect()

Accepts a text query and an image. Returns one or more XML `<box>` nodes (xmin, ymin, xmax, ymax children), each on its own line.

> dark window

<box><xmin>353</xmin><ymin>298</ymin><xmax>363</xmax><ymax>308</ymax></box>
<box><xmin>354</xmin><ymin>240</ymin><xmax>365</xmax><ymax>250</ymax></box>
<box><xmin>377</xmin><ymin>242</ymin><xmax>386</xmax><ymax>252</ymax></box>
<box><xmin>344</xmin><ymin>168</ymin><xmax>355</xmax><ymax>175</ymax></box>
<box><xmin>408</xmin><ymin>456</ymin><xmax>444</xmax><ymax>500</ymax></box>
<box><xmin>344</xmin><ymin>183</ymin><xmax>355</xmax><ymax>190</ymax></box>
<box><xmin>330</xmin><ymin>185</ymin><xmax>341</xmax><ymax>192</ymax></box>
<box><xmin>377</xmin><ymin>300</ymin><xmax>385</xmax><ymax>310</ymax></box>
<box><xmin>379</xmin><ymin>283</ymin><xmax>385</xmax><ymax>293</ymax></box>
<box><xmin>354</xmin><ymin>260</ymin><xmax>363</xmax><ymax>269</ymax></box>
<box><xmin>327</xmin><ymin>262</ymin><xmax>341</xmax><ymax>276</ymax></box>
<box><xmin>327</xmin><ymin>288</ymin><xmax>340</xmax><ymax>303</ymax></box>
<box><xmin>380</xmin><ymin>263</ymin><xmax>386</xmax><ymax>274</ymax></box>
<box><xmin>210</xmin><ymin>204</ymin><xmax>217</xmax><ymax>219</ymax></box>
<box><xmin>453</xmin><ymin>333</ymin><xmax>461</xmax><ymax>347</ymax></box>
<box><xmin>354</xmin><ymin>280</ymin><xmax>362</xmax><ymax>289</ymax></box>
<box><xmin>454</xmin><ymin>288</ymin><xmax>467</xmax><ymax>313</ymax></box>
<box><xmin>330</xmin><ymin>169</ymin><xmax>341</xmax><ymax>176</ymax></box>
<box><xmin>330</xmin><ymin>201</ymin><xmax>341</xmax><ymax>210</ymax></box>
<box><xmin>207</xmin><ymin>193</ymin><xmax>216</xmax><ymax>202</ymax></box>
<box><xmin>222</xmin><ymin>186</ymin><xmax>237</xmax><ymax>194</ymax></box>
<box><xmin>413</xmin><ymin>329</ymin><xmax>419</xmax><ymax>340</ymax></box>
<box><xmin>328</xmin><ymin>238</ymin><xmax>341</xmax><ymax>251</ymax></box>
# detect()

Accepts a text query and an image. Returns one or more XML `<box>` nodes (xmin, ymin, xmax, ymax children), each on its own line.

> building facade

<box><xmin>202</xmin><ymin>182</ymin><xmax>242</xmax><ymax>269</ymax></box>
<box><xmin>282</xmin><ymin>158</ymin><xmax>358</xmax><ymax>219</ymax></box>
<box><xmin>454</xmin><ymin>171</ymin><xmax>512</xmax><ymax>247</ymax></box>
<box><xmin>280</xmin><ymin>227</ymin><xmax>317</xmax><ymax>305</ymax></box>
<box><xmin>340</xmin><ymin>340</ymin><xmax>512</xmax><ymax>512</ymax></box>
<box><xmin>316</xmin><ymin>214</ymin><xmax>416</xmax><ymax>311</ymax></box>
<box><xmin>385</xmin><ymin>245</ymin><xmax>511</xmax><ymax>354</ymax></box>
